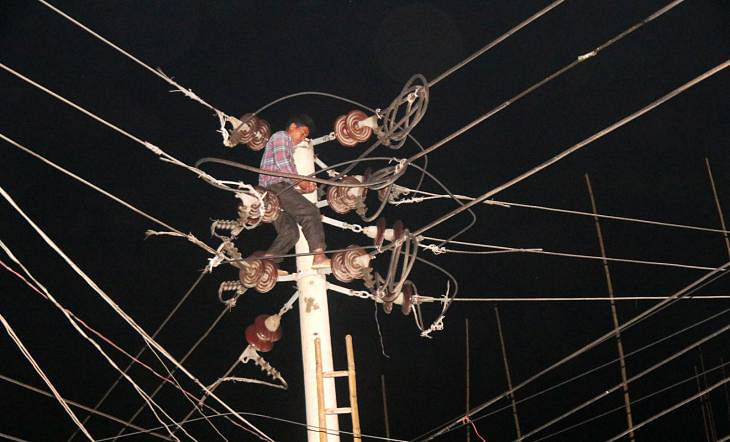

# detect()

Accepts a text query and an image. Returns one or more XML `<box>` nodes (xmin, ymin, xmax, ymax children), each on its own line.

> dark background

<box><xmin>1</xmin><ymin>1</ymin><xmax>729</xmax><ymax>441</ymax></box>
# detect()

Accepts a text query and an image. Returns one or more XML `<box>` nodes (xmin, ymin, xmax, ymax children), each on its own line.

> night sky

<box><xmin>1</xmin><ymin>1</ymin><xmax>729</xmax><ymax>441</ymax></box>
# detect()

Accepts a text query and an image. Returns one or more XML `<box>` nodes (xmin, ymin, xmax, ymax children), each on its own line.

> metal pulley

<box><xmin>334</xmin><ymin>110</ymin><xmax>376</xmax><ymax>147</ymax></box>
<box><xmin>331</xmin><ymin>245</ymin><xmax>372</xmax><ymax>283</ymax></box>
<box><xmin>245</xmin><ymin>314</ymin><xmax>282</xmax><ymax>353</ymax></box>
<box><xmin>326</xmin><ymin>176</ymin><xmax>367</xmax><ymax>214</ymax></box>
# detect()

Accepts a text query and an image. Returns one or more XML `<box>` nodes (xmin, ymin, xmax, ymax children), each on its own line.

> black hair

<box><xmin>286</xmin><ymin>113</ymin><xmax>316</xmax><ymax>134</ymax></box>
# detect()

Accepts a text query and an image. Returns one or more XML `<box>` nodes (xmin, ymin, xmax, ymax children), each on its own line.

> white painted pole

<box><xmin>294</xmin><ymin>141</ymin><xmax>340</xmax><ymax>441</ymax></box>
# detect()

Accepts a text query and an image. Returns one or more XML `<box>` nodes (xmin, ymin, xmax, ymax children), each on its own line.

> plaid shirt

<box><xmin>259</xmin><ymin>131</ymin><xmax>298</xmax><ymax>187</ymax></box>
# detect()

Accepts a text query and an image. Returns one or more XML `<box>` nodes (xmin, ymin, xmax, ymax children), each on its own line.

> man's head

<box><xmin>286</xmin><ymin>114</ymin><xmax>315</xmax><ymax>145</ymax></box>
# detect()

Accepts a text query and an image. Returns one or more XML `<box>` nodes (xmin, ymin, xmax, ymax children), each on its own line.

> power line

<box><xmin>393</xmin><ymin>189</ymin><xmax>730</xmax><ymax>235</ymax></box>
<box><xmin>70</xmin><ymin>271</ymin><xmax>206</xmax><ymax>439</ymax></box>
<box><xmin>605</xmin><ymin>374</ymin><xmax>730</xmax><ymax>442</ymax></box>
<box><xmin>438</xmin><ymin>295</ymin><xmax>730</xmax><ymax>302</ymax></box>
<box><xmin>414</xmin><ymin>261</ymin><xmax>730</xmax><ymax>440</ymax></box>
<box><xmin>406</xmin><ymin>0</ymin><xmax>688</xmax><ymax>165</ymax></box>
<box><xmin>97</xmin><ymin>410</ymin><xmax>409</xmax><ymax>442</ymax></box>
<box><xmin>419</xmin><ymin>236</ymin><xmax>726</xmax><ymax>272</ymax></box>
<box><xmin>0</xmin><ymin>432</ymin><xmax>31</xmax><ymax>442</ymax></box>
<box><xmin>518</xmin><ymin>321</ymin><xmax>730</xmax><ymax>440</ymax></box>
<box><xmin>533</xmin><ymin>359</ymin><xmax>730</xmax><ymax>442</ymax></box>
<box><xmin>0</xmin><ymin>313</ymin><xmax>94</xmax><ymax>440</ymax></box>
<box><xmin>428</xmin><ymin>0</ymin><xmax>566</xmax><ymax>87</ymax></box>
<box><xmin>423</xmin><ymin>306</ymin><xmax>730</xmax><ymax>440</ymax></box>
<box><xmin>0</xmin><ymin>373</ymin><xmax>173</xmax><ymax>441</ymax></box>
<box><xmin>0</xmin><ymin>185</ymin><xmax>273</xmax><ymax>441</ymax></box>
<box><xmin>408</xmin><ymin>58</ymin><xmax>730</xmax><ymax>241</ymax></box>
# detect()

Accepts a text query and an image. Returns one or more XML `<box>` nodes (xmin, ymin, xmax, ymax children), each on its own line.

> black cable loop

<box><xmin>377</xmin><ymin>74</ymin><xmax>429</xmax><ymax>149</ymax></box>
<box><xmin>247</xmin><ymin>90</ymin><xmax>430</xmax><ymax>192</ymax></box>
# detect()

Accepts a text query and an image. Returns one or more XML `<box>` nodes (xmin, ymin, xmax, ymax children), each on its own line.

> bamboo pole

<box><xmin>381</xmin><ymin>375</ymin><xmax>390</xmax><ymax>439</ymax></box>
<box><xmin>465</xmin><ymin>318</ymin><xmax>471</xmax><ymax>442</ymax></box>
<box><xmin>697</xmin><ymin>365</ymin><xmax>712</xmax><ymax>442</ymax></box>
<box><xmin>346</xmin><ymin>335</ymin><xmax>362</xmax><ymax>441</ymax></box>
<box><xmin>705</xmin><ymin>158</ymin><xmax>730</xmax><ymax>259</ymax></box>
<box><xmin>494</xmin><ymin>306</ymin><xmax>521</xmax><ymax>439</ymax></box>
<box><xmin>585</xmin><ymin>174</ymin><xmax>635</xmax><ymax>441</ymax></box>
<box><xmin>315</xmin><ymin>337</ymin><xmax>328</xmax><ymax>442</ymax></box>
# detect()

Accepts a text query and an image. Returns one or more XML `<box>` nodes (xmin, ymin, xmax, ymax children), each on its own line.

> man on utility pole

<box><xmin>258</xmin><ymin>114</ymin><xmax>340</xmax><ymax>441</ymax></box>
<box><xmin>258</xmin><ymin>114</ymin><xmax>330</xmax><ymax>271</ymax></box>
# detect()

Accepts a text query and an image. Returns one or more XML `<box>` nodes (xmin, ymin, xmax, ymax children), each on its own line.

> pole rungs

<box><xmin>323</xmin><ymin>370</ymin><xmax>349</xmax><ymax>378</ymax></box>
<box><xmin>325</xmin><ymin>407</ymin><xmax>352</xmax><ymax>415</ymax></box>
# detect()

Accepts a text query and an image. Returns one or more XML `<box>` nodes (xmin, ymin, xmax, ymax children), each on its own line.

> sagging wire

<box><xmin>517</xmin><ymin>322</ymin><xmax>730</xmax><ymax>440</ymax></box>
<box><xmin>389</xmin><ymin>187</ymin><xmax>730</xmax><ymax>235</ymax></box>
<box><xmin>413</xmin><ymin>265</ymin><xmax>730</xmax><ymax>441</ymax></box>
<box><xmin>98</xmin><ymin>410</ymin><xmax>409</xmax><ymax>442</ymax></box>
<box><xmin>532</xmin><ymin>359</ymin><xmax>730</xmax><ymax>442</ymax></box>
<box><xmin>392</xmin><ymin>58</ymin><xmax>730</xmax><ymax>259</ymax></box>
<box><xmin>1</xmin><ymin>251</ymin><xmax>257</xmax><ymax>440</ymax></box>
<box><xmin>418</xmin><ymin>236</ymin><xmax>726</xmax><ymax>272</ymax></box>
<box><xmin>0</xmin><ymin>243</ymin><xmax>188</xmax><ymax>442</ymax></box>
<box><xmin>0</xmin><ymin>373</ymin><xmax>173</xmax><ymax>441</ymax></box>
<box><xmin>0</xmin><ymin>185</ymin><xmax>274</xmax><ymax>442</ymax></box>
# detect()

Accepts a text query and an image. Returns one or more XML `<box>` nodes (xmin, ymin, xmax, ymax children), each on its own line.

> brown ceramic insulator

<box><xmin>392</xmin><ymin>220</ymin><xmax>405</xmax><ymax>242</ymax></box>
<box><xmin>255</xmin><ymin>260</ymin><xmax>278</xmax><ymax>293</ymax></box>
<box><xmin>346</xmin><ymin>110</ymin><xmax>372</xmax><ymax>142</ymax></box>
<box><xmin>326</xmin><ymin>185</ymin><xmax>352</xmax><ymax>214</ymax></box>
<box><xmin>245</xmin><ymin>324</ymin><xmax>273</xmax><ymax>352</ymax></box>
<box><xmin>247</xmin><ymin>118</ymin><xmax>271</xmax><ymax>151</ymax></box>
<box><xmin>331</xmin><ymin>250</ymin><xmax>353</xmax><ymax>283</ymax></box>
<box><xmin>240</xmin><ymin>252</ymin><xmax>265</xmax><ymax>288</ymax></box>
<box><xmin>326</xmin><ymin>176</ymin><xmax>363</xmax><ymax>214</ymax></box>
<box><xmin>254</xmin><ymin>314</ymin><xmax>282</xmax><ymax>343</ymax></box>
<box><xmin>401</xmin><ymin>282</ymin><xmax>415</xmax><ymax>315</ymax></box>
<box><xmin>334</xmin><ymin>114</ymin><xmax>358</xmax><ymax>147</ymax></box>
<box><xmin>343</xmin><ymin>245</ymin><xmax>369</xmax><ymax>278</ymax></box>
<box><xmin>375</xmin><ymin>217</ymin><xmax>386</xmax><ymax>248</ymax></box>
<box><xmin>229</xmin><ymin>113</ymin><xmax>257</xmax><ymax>146</ymax></box>
<box><xmin>261</xmin><ymin>192</ymin><xmax>281</xmax><ymax>223</ymax></box>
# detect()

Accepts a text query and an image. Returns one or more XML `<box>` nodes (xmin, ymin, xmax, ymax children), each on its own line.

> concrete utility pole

<box><xmin>294</xmin><ymin>141</ymin><xmax>340</xmax><ymax>441</ymax></box>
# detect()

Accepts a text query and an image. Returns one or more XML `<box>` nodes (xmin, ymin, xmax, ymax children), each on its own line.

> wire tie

<box><xmin>578</xmin><ymin>50</ymin><xmax>597</xmax><ymax>61</ymax></box>
<box><xmin>143</xmin><ymin>141</ymin><xmax>163</xmax><ymax>156</ymax></box>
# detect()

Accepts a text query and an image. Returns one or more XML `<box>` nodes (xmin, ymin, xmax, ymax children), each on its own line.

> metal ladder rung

<box><xmin>325</xmin><ymin>407</ymin><xmax>352</xmax><ymax>415</ymax></box>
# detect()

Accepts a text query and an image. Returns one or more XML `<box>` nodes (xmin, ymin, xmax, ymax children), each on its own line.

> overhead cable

<box><xmin>415</xmin><ymin>259</ymin><xmax>730</xmax><ymax>440</ymax></box>
<box><xmin>419</xmin><ymin>236</ymin><xmax>727</xmax><ymax>272</ymax></box>
<box><xmin>0</xmin><ymin>373</ymin><xmax>173</xmax><ymax>441</ymax></box>
<box><xmin>407</xmin><ymin>58</ymin><xmax>730</xmax><ymax>242</ymax></box>
<box><xmin>392</xmin><ymin>188</ymin><xmax>730</xmax><ymax>235</ymax></box>
<box><xmin>428</xmin><ymin>0</ymin><xmax>566</xmax><ymax>87</ymax></box>
<box><xmin>533</xmin><ymin>360</ymin><xmax>730</xmax><ymax>442</ymax></box>
<box><xmin>604</xmin><ymin>375</ymin><xmax>730</xmax><ymax>442</ymax></box>
<box><xmin>0</xmin><ymin>185</ymin><xmax>273</xmax><ymax>441</ymax></box>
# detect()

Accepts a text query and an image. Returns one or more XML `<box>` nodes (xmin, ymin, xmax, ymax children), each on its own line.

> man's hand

<box><xmin>296</xmin><ymin>180</ymin><xmax>317</xmax><ymax>194</ymax></box>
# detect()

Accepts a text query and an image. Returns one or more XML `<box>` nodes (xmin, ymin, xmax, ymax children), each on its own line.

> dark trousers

<box><xmin>266</xmin><ymin>182</ymin><xmax>326</xmax><ymax>262</ymax></box>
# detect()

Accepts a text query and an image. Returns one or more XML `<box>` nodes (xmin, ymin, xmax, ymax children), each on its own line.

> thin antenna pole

<box><xmin>585</xmin><ymin>174</ymin><xmax>635</xmax><ymax>441</ymax></box>
<box><xmin>494</xmin><ymin>306</ymin><xmax>521</xmax><ymax>439</ymax></box>
<box><xmin>705</xmin><ymin>158</ymin><xmax>730</xmax><ymax>259</ymax></box>
<box><xmin>465</xmin><ymin>318</ymin><xmax>471</xmax><ymax>442</ymax></box>
<box><xmin>381</xmin><ymin>375</ymin><xmax>390</xmax><ymax>439</ymax></box>
<box><xmin>700</xmin><ymin>350</ymin><xmax>719</xmax><ymax>441</ymax></box>
<box><xmin>697</xmin><ymin>365</ymin><xmax>713</xmax><ymax>441</ymax></box>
